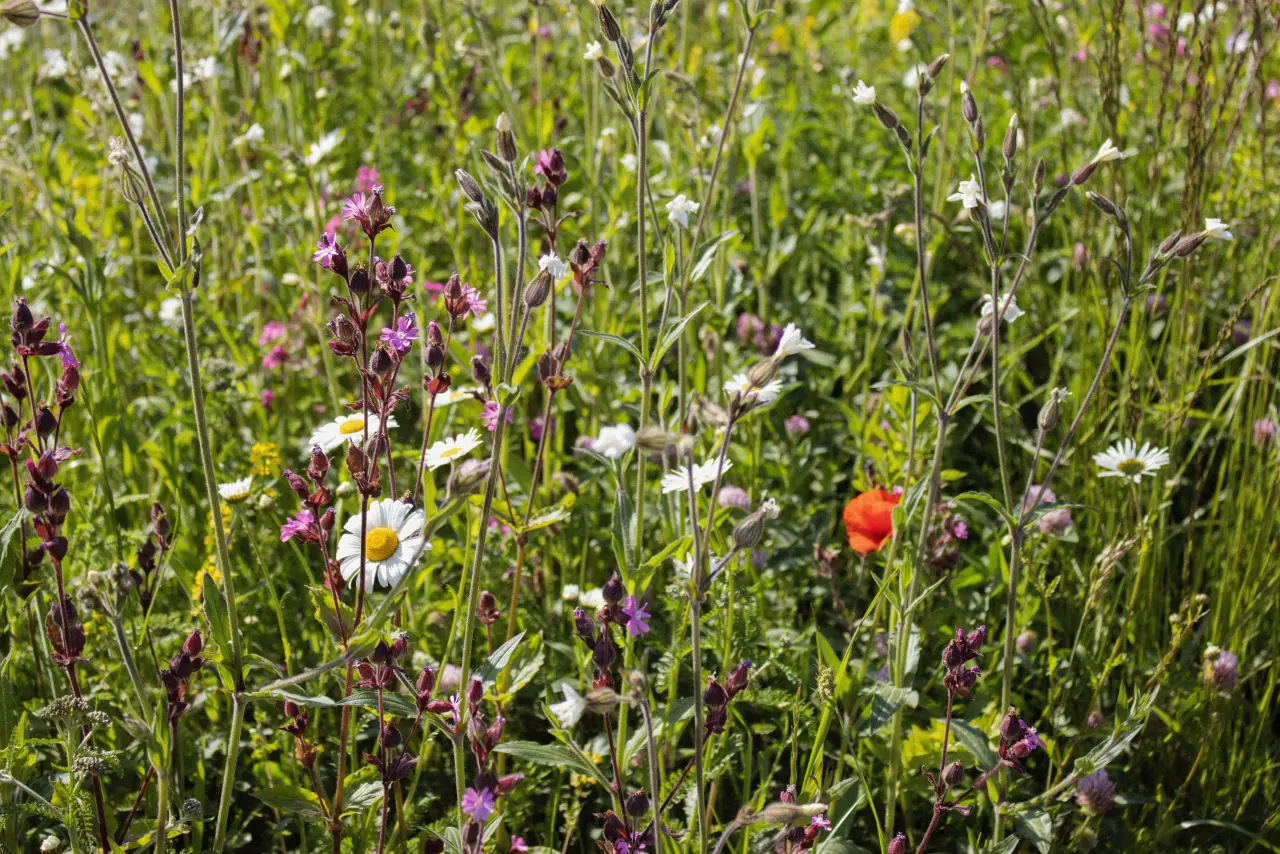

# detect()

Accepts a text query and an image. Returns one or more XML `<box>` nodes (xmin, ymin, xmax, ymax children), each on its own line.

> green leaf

<box><xmin>611</xmin><ymin>484</ymin><xmax>636</xmax><ymax>578</ymax></box>
<box><xmin>202</xmin><ymin>573</ymin><xmax>232</xmax><ymax>652</ymax></box>
<box><xmin>0</xmin><ymin>509</ymin><xmax>28</xmax><ymax>595</ymax></box>
<box><xmin>949</xmin><ymin>719</ymin><xmax>998</xmax><ymax>769</ymax></box>
<box><xmin>1076</xmin><ymin>689</ymin><xmax>1156</xmax><ymax>775</ymax></box>
<box><xmin>651</xmin><ymin>302</ymin><xmax>709</xmax><ymax>371</ymax></box>
<box><xmin>1012</xmin><ymin>805</ymin><xmax>1053</xmax><ymax>853</ymax></box>
<box><xmin>474</xmin><ymin>632</ymin><xmax>525</xmax><ymax>689</ymax></box>
<box><xmin>578</xmin><ymin>328</ymin><xmax>643</xmax><ymax>364</ymax></box>
<box><xmin>691</xmin><ymin>231</ymin><xmax>739</xmax><ymax>284</ymax></box>
<box><xmin>859</xmin><ymin>682</ymin><xmax>917</xmax><ymax>736</ymax></box>
<box><xmin>338</xmin><ymin>690</ymin><xmax>419</xmax><ymax>719</ymax></box>
<box><xmin>494</xmin><ymin>740</ymin><xmax>606</xmax><ymax>786</ymax></box>
<box><xmin>309</xmin><ymin>585</ymin><xmax>353</xmax><ymax>643</ymax></box>
<box><xmin>254</xmin><ymin>785</ymin><xmax>326</xmax><ymax>820</ymax></box>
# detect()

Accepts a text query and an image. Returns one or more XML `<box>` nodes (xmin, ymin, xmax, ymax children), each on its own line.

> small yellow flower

<box><xmin>570</xmin><ymin>751</ymin><xmax>605</xmax><ymax>788</ymax></box>
<box><xmin>889</xmin><ymin>9</ymin><xmax>920</xmax><ymax>42</ymax></box>
<box><xmin>249</xmin><ymin>441</ymin><xmax>281</xmax><ymax>477</ymax></box>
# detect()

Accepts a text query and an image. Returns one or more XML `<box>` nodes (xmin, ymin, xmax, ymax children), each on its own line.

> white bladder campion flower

<box><xmin>852</xmin><ymin>80</ymin><xmax>876</xmax><ymax>105</ymax></box>
<box><xmin>218</xmin><ymin>477</ymin><xmax>254</xmax><ymax>504</ymax></box>
<box><xmin>583</xmin><ymin>41</ymin><xmax>604</xmax><ymax>61</ymax></box>
<box><xmin>724</xmin><ymin>372</ymin><xmax>783</xmax><ymax>403</ymax></box>
<box><xmin>662</xmin><ymin>459</ymin><xmax>734</xmax><ymax>494</ymax></box>
<box><xmin>1089</xmin><ymin>138</ymin><xmax>1135</xmax><ymax>165</ymax></box>
<box><xmin>539</xmin><ymin>253</ymin><xmax>569</xmax><ymax>279</ymax></box>
<box><xmin>948</xmin><ymin>174</ymin><xmax>982</xmax><ymax>210</ymax></box>
<box><xmin>593</xmin><ymin>424</ymin><xmax>635</xmax><ymax>459</ymax></box>
<box><xmin>774</xmin><ymin>323</ymin><xmax>816</xmax><ymax>358</ymax></box>
<box><xmin>550</xmin><ymin>682</ymin><xmax>587</xmax><ymax>728</ymax></box>
<box><xmin>666</xmin><ymin>194</ymin><xmax>700</xmax><ymax>229</ymax></box>
<box><xmin>336</xmin><ymin>498</ymin><xmax>429</xmax><ymax>591</ymax></box>
<box><xmin>981</xmin><ymin>293</ymin><xmax>1025</xmax><ymax>324</ymax></box>
<box><xmin>1203</xmin><ymin>218</ymin><xmax>1234</xmax><ymax>241</ymax></box>
<box><xmin>1093</xmin><ymin>439</ymin><xmax>1170</xmax><ymax>483</ymax></box>
<box><xmin>423</xmin><ymin>428</ymin><xmax>484</xmax><ymax>470</ymax></box>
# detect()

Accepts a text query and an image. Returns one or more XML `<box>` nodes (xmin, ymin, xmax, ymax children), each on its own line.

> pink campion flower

<box><xmin>342</xmin><ymin>192</ymin><xmax>370</xmax><ymax>223</ymax></box>
<box><xmin>313</xmin><ymin>233</ymin><xmax>341</xmax><ymax>268</ymax></box>
<box><xmin>809</xmin><ymin>814</ymin><xmax>831</xmax><ymax>831</ymax></box>
<box><xmin>261</xmin><ymin>388</ymin><xmax>275</xmax><ymax>408</ymax></box>
<box><xmin>355</xmin><ymin>165</ymin><xmax>381</xmax><ymax>193</ymax></box>
<box><xmin>784</xmin><ymin>414</ymin><xmax>810</xmax><ymax>437</ymax></box>
<box><xmin>280</xmin><ymin>510</ymin><xmax>317</xmax><ymax>543</ymax></box>
<box><xmin>1253</xmin><ymin>418</ymin><xmax>1278</xmax><ymax>446</ymax></box>
<box><xmin>56</xmin><ymin>323</ymin><xmax>79</xmax><ymax>370</ymax></box>
<box><xmin>481</xmin><ymin>400</ymin><xmax>512</xmax><ymax>432</ymax></box>
<box><xmin>530</xmin><ymin>412</ymin><xmax>553</xmax><ymax>442</ymax></box>
<box><xmin>620</xmin><ymin>596</ymin><xmax>651</xmax><ymax>637</ymax></box>
<box><xmin>488</xmin><ymin>516</ymin><xmax>512</xmax><ymax>536</ymax></box>
<box><xmin>986</xmin><ymin>55</ymin><xmax>1008</xmax><ymax>73</ymax></box>
<box><xmin>462</xmin><ymin>285</ymin><xmax>487</xmax><ymax>317</ymax></box>
<box><xmin>1143</xmin><ymin>2</ymin><xmax>1164</xmax><ymax>18</ymax></box>
<box><xmin>510</xmin><ymin>837</ymin><xmax>529</xmax><ymax>853</ymax></box>
<box><xmin>261</xmin><ymin>346</ymin><xmax>289</xmax><ymax>370</ymax></box>
<box><xmin>324</xmin><ymin>214</ymin><xmax>342</xmax><ymax>237</ymax></box>
<box><xmin>423</xmin><ymin>280</ymin><xmax>445</xmax><ymax>296</ymax></box>
<box><xmin>461</xmin><ymin>787</ymin><xmax>496</xmax><ymax>823</ymax></box>
<box><xmin>380</xmin><ymin>315</ymin><xmax>419</xmax><ymax>353</ymax></box>
<box><xmin>1267</xmin><ymin>80</ymin><xmax>1280</xmax><ymax>101</ymax></box>
<box><xmin>259</xmin><ymin>321</ymin><xmax>287</xmax><ymax>346</ymax></box>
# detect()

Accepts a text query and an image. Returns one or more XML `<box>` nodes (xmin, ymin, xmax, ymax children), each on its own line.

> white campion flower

<box><xmin>724</xmin><ymin>372</ymin><xmax>783</xmax><ymax>403</ymax></box>
<box><xmin>852</xmin><ymin>80</ymin><xmax>876</xmax><ymax>105</ymax></box>
<box><xmin>1202</xmin><ymin>218</ymin><xmax>1234</xmax><ymax>241</ymax></box>
<box><xmin>580</xmin><ymin>588</ymin><xmax>605</xmax><ymax>608</ymax></box>
<box><xmin>232</xmin><ymin>123</ymin><xmax>265</xmax><ymax>148</ymax></box>
<box><xmin>902</xmin><ymin>63</ymin><xmax>928</xmax><ymax>90</ymax></box>
<box><xmin>583</xmin><ymin>41</ymin><xmax>604</xmax><ymax>61</ymax></box>
<box><xmin>539</xmin><ymin>253</ymin><xmax>569</xmax><ymax>279</ymax></box>
<box><xmin>306</xmin><ymin>4</ymin><xmax>335</xmax><ymax>29</ymax></box>
<box><xmin>42</xmin><ymin>50</ymin><xmax>69</xmax><ymax>79</ymax></box>
<box><xmin>1089</xmin><ymin>138</ymin><xmax>1135</xmax><ymax>165</ymax></box>
<box><xmin>661</xmin><ymin>459</ymin><xmax>733</xmax><ymax>494</ymax></box>
<box><xmin>666</xmin><ymin>194</ymin><xmax>700</xmax><ymax>229</ymax></box>
<box><xmin>981</xmin><ymin>293</ymin><xmax>1025</xmax><ymax>324</ymax></box>
<box><xmin>550</xmin><ymin>683</ymin><xmax>587</xmax><ymax>728</ymax></box>
<box><xmin>948</xmin><ymin>174</ymin><xmax>982</xmax><ymax>210</ymax></box>
<box><xmin>1093</xmin><ymin>439</ymin><xmax>1170</xmax><ymax>483</ymax></box>
<box><xmin>774</xmin><ymin>323</ymin><xmax>816</xmax><ymax>358</ymax></box>
<box><xmin>304</xmin><ymin>130</ymin><xmax>343</xmax><ymax>167</ymax></box>
<box><xmin>866</xmin><ymin>244</ymin><xmax>887</xmax><ymax>273</ymax></box>
<box><xmin>593</xmin><ymin>424</ymin><xmax>635</xmax><ymax>459</ymax></box>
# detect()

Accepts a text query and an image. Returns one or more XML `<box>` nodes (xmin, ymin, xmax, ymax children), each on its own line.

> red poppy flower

<box><xmin>842</xmin><ymin>488</ymin><xmax>900</xmax><ymax>555</ymax></box>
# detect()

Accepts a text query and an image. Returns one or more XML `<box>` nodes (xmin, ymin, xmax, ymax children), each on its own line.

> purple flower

<box><xmin>461</xmin><ymin>787</ymin><xmax>496</xmax><ymax>823</ymax></box>
<box><xmin>621</xmin><ymin>595</ymin><xmax>651</xmax><ymax>637</ymax></box>
<box><xmin>262</xmin><ymin>388</ymin><xmax>275</xmax><ymax>408</ymax></box>
<box><xmin>809</xmin><ymin>814</ymin><xmax>831</xmax><ymax>831</ymax></box>
<box><xmin>261</xmin><ymin>346</ymin><xmax>289</xmax><ymax>370</ymax></box>
<box><xmin>530</xmin><ymin>413</ymin><xmax>553</xmax><ymax>443</ymax></box>
<box><xmin>56</xmin><ymin>323</ymin><xmax>79</xmax><ymax>370</ymax></box>
<box><xmin>341</xmin><ymin>192</ymin><xmax>371</xmax><ymax>223</ymax></box>
<box><xmin>1232</xmin><ymin>319</ymin><xmax>1252</xmax><ymax>346</ymax></box>
<box><xmin>1086</xmin><ymin>709</ymin><xmax>1105</xmax><ymax>729</ymax></box>
<box><xmin>355</xmin><ymin>165</ymin><xmax>381</xmax><ymax>193</ymax></box>
<box><xmin>510</xmin><ymin>837</ymin><xmax>529</xmax><ymax>853</ymax></box>
<box><xmin>313</xmin><ymin>233</ymin><xmax>341</xmax><ymax>268</ymax></box>
<box><xmin>952</xmin><ymin>520</ymin><xmax>969</xmax><ymax>540</ymax></box>
<box><xmin>718</xmin><ymin>486</ymin><xmax>750</xmax><ymax>510</ymax></box>
<box><xmin>259</xmin><ymin>321</ymin><xmax>287</xmax><ymax>346</ymax></box>
<box><xmin>1267</xmin><ymin>80</ymin><xmax>1280</xmax><ymax>101</ymax></box>
<box><xmin>380</xmin><ymin>315</ymin><xmax>419</xmax><ymax>353</ymax></box>
<box><xmin>873</xmin><ymin>663</ymin><xmax>890</xmax><ymax>683</ymax></box>
<box><xmin>280</xmin><ymin>510</ymin><xmax>316</xmax><ymax>543</ymax></box>
<box><xmin>482</xmin><ymin>400</ymin><xmax>512</xmax><ymax>433</ymax></box>
<box><xmin>1074</xmin><ymin>770</ymin><xmax>1116</xmax><ymax>815</ymax></box>
<box><xmin>1253</xmin><ymin>418</ymin><xmax>1278</xmax><ymax>447</ymax></box>
<box><xmin>1022</xmin><ymin>485</ymin><xmax>1073</xmax><ymax>536</ymax></box>
<box><xmin>461</xmin><ymin>285</ymin><xmax>487</xmax><ymax>317</ymax></box>
<box><xmin>1203</xmin><ymin>649</ymin><xmax>1239</xmax><ymax>691</ymax></box>
<box><xmin>784</xmin><ymin>414</ymin><xmax>810</xmax><ymax>437</ymax></box>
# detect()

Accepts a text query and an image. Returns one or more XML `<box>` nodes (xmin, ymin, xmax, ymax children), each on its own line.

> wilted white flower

<box><xmin>583</xmin><ymin>41</ymin><xmax>604</xmax><ymax>61</ymax></box>
<box><xmin>981</xmin><ymin>293</ymin><xmax>1024</xmax><ymax>324</ymax></box>
<box><xmin>948</xmin><ymin>174</ymin><xmax>983</xmax><ymax>210</ymax></box>
<box><xmin>593</xmin><ymin>424</ymin><xmax>635</xmax><ymax>459</ymax></box>
<box><xmin>666</xmin><ymin>193</ymin><xmax>700</xmax><ymax>229</ymax></box>
<box><xmin>774</xmin><ymin>323</ymin><xmax>816</xmax><ymax>358</ymax></box>
<box><xmin>852</xmin><ymin>80</ymin><xmax>876</xmax><ymax>105</ymax></box>
<box><xmin>1202</xmin><ymin>218</ymin><xmax>1234</xmax><ymax>241</ymax></box>
<box><xmin>724</xmin><ymin>372</ymin><xmax>783</xmax><ymax>403</ymax></box>
<box><xmin>539</xmin><ymin>253</ymin><xmax>569</xmax><ymax>279</ymax></box>
<box><xmin>1093</xmin><ymin>439</ymin><xmax>1170</xmax><ymax>483</ymax></box>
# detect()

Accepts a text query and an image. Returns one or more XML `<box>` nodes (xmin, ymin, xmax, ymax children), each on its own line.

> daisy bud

<box><xmin>927</xmin><ymin>52</ymin><xmax>950</xmax><ymax>78</ymax></box>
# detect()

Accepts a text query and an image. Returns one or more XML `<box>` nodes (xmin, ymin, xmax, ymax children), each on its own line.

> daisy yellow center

<box><xmin>438</xmin><ymin>446</ymin><xmax>464</xmax><ymax>460</ymax></box>
<box><xmin>339</xmin><ymin>417</ymin><xmax>366</xmax><ymax>435</ymax></box>
<box><xmin>1116</xmin><ymin>458</ymin><xmax>1146</xmax><ymax>476</ymax></box>
<box><xmin>365</xmin><ymin>526</ymin><xmax>399</xmax><ymax>561</ymax></box>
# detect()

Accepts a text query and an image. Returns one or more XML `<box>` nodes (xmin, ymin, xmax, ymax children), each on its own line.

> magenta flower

<box><xmin>280</xmin><ymin>510</ymin><xmax>317</xmax><ymax>543</ymax></box>
<box><xmin>620</xmin><ymin>596</ymin><xmax>651</xmax><ymax>637</ymax></box>
<box><xmin>261</xmin><ymin>388</ymin><xmax>275</xmax><ymax>408</ymax></box>
<box><xmin>461</xmin><ymin>787</ymin><xmax>496</xmax><ymax>823</ymax></box>
<box><xmin>355</xmin><ymin>165</ymin><xmax>381</xmax><ymax>193</ymax></box>
<box><xmin>482</xmin><ymin>400</ymin><xmax>512</xmax><ymax>432</ymax></box>
<box><xmin>313</xmin><ymin>233</ymin><xmax>341</xmax><ymax>268</ymax></box>
<box><xmin>56</xmin><ymin>323</ymin><xmax>79</xmax><ymax>370</ymax></box>
<box><xmin>341</xmin><ymin>192</ymin><xmax>371</xmax><ymax>223</ymax></box>
<box><xmin>718</xmin><ymin>486</ymin><xmax>750</xmax><ymax>510</ymax></box>
<box><xmin>462</xmin><ymin>285</ymin><xmax>487</xmax><ymax>317</ymax></box>
<box><xmin>1267</xmin><ymin>80</ymin><xmax>1280</xmax><ymax>101</ymax></box>
<box><xmin>784</xmin><ymin>414</ymin><xmax>810</xmax><ymax>437</ymax></box>
<box><xmin>261</xmin><ymin>346</ymin><xmax>289</xmax><ymax>370</ymax></box>
<box><xmin>380</xmin><ymin>315</ymin><xmax>419</xmax><ymax>353</ymax></box>
<box><xmin>259</xmin><ymin>321</ymin><xmax>287</xmax><ymax>346</ymax></box>
<box><xmin>530</xmin><ymin>412</ymin><xmax>553</xmax><ymax>442</ymax></box>
<box><xmin>510</xmin><ymin>837</ymin><xmax>529</xmax><ymax>853</ymax></box>
<box><xmin>323</xmin><ymin>214</ymin><xmax>341</xmax><ymax>237</ymax></box>
<box><xmin>810</xmin><ymin>814</ymin><xmax>831</xmax><ymax>830</ymax></box>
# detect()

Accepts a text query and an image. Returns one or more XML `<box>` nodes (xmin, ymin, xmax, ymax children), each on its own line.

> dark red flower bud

<box><xmin>184</xmin><ymin>628</ymin><xmax>203</xmax><ymax>657</ymax></box>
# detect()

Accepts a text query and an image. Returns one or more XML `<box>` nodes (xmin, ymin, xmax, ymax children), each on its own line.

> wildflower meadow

<box><xmin>0</xmin><ymin>0</ymin><xmax>1277</xmax><ymax>851</ymax></box>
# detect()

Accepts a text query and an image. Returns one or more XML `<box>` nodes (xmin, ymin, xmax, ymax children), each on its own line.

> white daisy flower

<box><xmin>1093</xmin><ymin>439</ymin><xmax>1170</xmax><ymax>483</ymax></box>
<box><xmin>774</xmin><ymin>322</ymin><xmax>816</xmax><ymax>358</ymax></box>
<box><xmin>335</xmin><ymin>498</ymin><xmax>429</xmax><ymax>591</ymax></box>
<box><xmin>980</xmin><ymin>293</ymin><xmax>1025</xmax><ymax>324</ymax></box>
<box><xmin>852</xmin><ymin>80</ymin><xmax>876</xmax><ymax>105</ymax></box>
<box><xmin>423</xmin><ymin>428</ymin><xmax>484</xmax><ymax>470</ymax></box>
<box><xmin>661</xmin><ymin>459</ymin><xmax>733</xmax><ymax>494</ymax></box>
<box><xmin>593</xmin><ymin>424</ymin><xmax>635</xmax><ymax>459</ymax></box>
<box><xmin>431</xmin><ymin>387</ymin><xmax>478</xmax><ymax>407</ymax></box>
<box><xmin>666</xmin><ymin>193</ymin><xmax>700</xmax><ymax>229</ymax></box>
<box><xmin>308</xmin><ymin>413</ymin><xmax>397</xmax><ymax>452</ymax></box>
<box><xmin>1089</xmin><ymin>138</ymin><xmax>1135</xmax><ymax>165</ymax></box>
<box><xmin>724</xmin><ymin>372</ymin><xmax>784</xmax><ymax>403</ymax></box>
<box><xmin>948</xmin><ymin>174</ymin><xmax>983</xmax><ymax>209</ymax></box>
<box><xmin>583</xmin><ymin>41</ymin><xmax>604</xmax><ymax>61</ymax></box>
<box><xmin>580</xmin><ymin>587</ymin><xmax>605</xmax><ymax>608</ymax></box>
<box><xmin>305</xmin><ymin>4</ymin><xmax>335</xmax><ymax>29</ymax></box>
<box><xmin>218</xmin><ymin>477</ymin><xmax>254</xmax><ymax>504</ymax></box>
<box><xmin>1203</xmin><ymin>218</ymin><xmax>1234</xmax><ymax>241</ymax></box>
<box><xmin>539</xmin><ymin>253</ymin><xmax>569</xmax><ymax>280</ymax></box>
<box><xmin>561</xmin><ymin>583</ymin><xmax>581</xmax><ymax>601</ymax></box>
